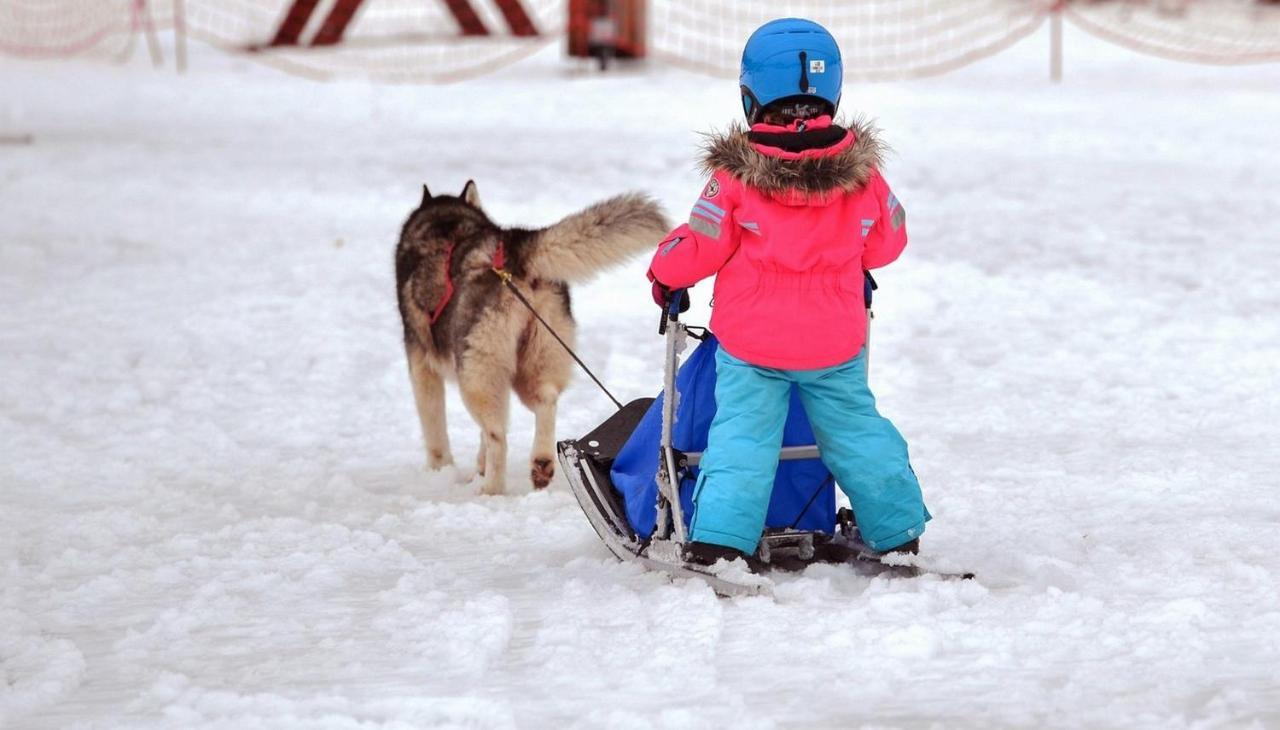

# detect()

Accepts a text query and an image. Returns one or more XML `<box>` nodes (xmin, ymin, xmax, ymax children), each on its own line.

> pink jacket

<box><xmin>649</xmin><ymin>116</ymin><xmax>908</xmax><ymax>370</ymax></box>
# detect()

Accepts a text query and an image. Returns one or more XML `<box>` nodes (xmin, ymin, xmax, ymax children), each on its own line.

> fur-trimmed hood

<box><xmin>698</xmin><ymin>117</ymin><xmax>886</xmax><ymax>199</ymax></box>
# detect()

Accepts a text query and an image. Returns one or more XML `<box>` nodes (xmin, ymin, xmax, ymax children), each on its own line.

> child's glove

<box><xmin>648</xmin><ymin>271</ymin><xmax>690</xmax><ymax>313</ymax></box>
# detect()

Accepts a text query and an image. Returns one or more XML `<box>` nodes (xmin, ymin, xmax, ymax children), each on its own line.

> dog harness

<box><xmin>430</xmin><ymin>243</ymin><xmax>508</xmax><ymax>326</ymax></box>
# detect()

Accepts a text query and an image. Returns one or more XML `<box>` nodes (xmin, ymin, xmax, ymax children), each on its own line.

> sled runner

<box><xmin>557</xmin><ymin>294</ymin><xmax>970</xmax><ymax>596</ymax></box>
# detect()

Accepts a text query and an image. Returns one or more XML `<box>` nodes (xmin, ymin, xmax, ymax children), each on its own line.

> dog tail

<box><xmin>523</xmin><ymin>193</ymin><xmax>669</xmax><ymax>282</ymax></box>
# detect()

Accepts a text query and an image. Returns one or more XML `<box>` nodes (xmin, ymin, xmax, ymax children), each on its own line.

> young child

<box><xmin>647</xmin><ymin>18</ymin><xmax>929</xmax><ymax>566</ymax></box>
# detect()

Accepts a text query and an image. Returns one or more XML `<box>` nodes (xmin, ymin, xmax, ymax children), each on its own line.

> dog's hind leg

<box><xmin>515</xmin><ymin>284</ymin><xmax>574</xmax><ymax>490</ymax></box>
<box><xmin>520</xmin><ymin>383</ymin><xmax>559</xmax><ymax>489</ymax></box>
<box><xmin>458</xmin><ymin>366</ymin><xmax>511</xmax><ymax>496</ymax></box>
<box><xmin>408</xmin><ymin>346</ymin><xmax>454</xmax><ymax>470</ymax></box>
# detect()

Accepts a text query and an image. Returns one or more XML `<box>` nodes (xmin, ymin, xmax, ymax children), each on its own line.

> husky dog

<box><xmin>396</xmin><ymin>181</ymin><xmax>668</xmax><ymax>495</ymax></box>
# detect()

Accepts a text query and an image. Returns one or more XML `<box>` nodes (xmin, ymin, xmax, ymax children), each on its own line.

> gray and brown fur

<box><xmin>396</xmin><ymin>181</ymin><xmax>668</xmax><ymax>495</ymax></box>
<box><xmin>700</xmin><ymin>116</ymin><xmax>886</xmax><ymax>196</ymax></box>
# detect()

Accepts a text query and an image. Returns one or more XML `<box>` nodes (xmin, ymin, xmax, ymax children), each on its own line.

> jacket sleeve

<box><xmin>647</xmin><ymin>171</ymin><xmax>741</xmax><ymax>289</ymax></box>
<box><xmin>862</xmin><ymin>171</ymin><xmax>908</xmax><ymax>270</ymax></box>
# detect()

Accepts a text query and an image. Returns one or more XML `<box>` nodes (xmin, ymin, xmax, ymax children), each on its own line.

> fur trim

<box><xmin>699</xmin><ymin>116</ymin><xmax>887</xmax><ymax>196</ymax></box>
<box><xmin>525</xmin><ymin>193</ymin><xmax>670</xmax><ymax>282</ymax></box>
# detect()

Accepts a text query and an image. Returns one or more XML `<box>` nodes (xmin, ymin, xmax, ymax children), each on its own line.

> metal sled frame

<box><xmin>557</xmin><ymin>301</ymin><xmax>888</xmax><ymax>596</ymax></box>
<box><xmin>558</xmin><ymin>295</ymin><xmax>976</xmax><ymax>592</ymax></box>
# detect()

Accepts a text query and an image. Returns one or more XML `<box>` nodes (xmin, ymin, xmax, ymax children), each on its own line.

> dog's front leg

<box><xmin>408</xmin><ymin>351</ymin><xmax>454</xmax><ymax>470</ymax></box>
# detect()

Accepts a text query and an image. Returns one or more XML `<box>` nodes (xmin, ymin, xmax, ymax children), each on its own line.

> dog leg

<box><xmin>514</xmin><ymin>284</ymin><xmax>574</xmax><ymax>490</ymax></box>
<box><xmin>475</xmin><ymin>430</ymin><xmax>487</xmax><ymax>477</ymax></box>
<box><xmin>408</xmin><ymin>349</ymin><xmax>454</xmax><ymax>470</ymax></box>
<box><xmin>526</xmin><ymin>384</ymin><xmax>559</xmax><ymax>489</ymax></box>
<box><xmin>460</xmin><ymin>378</ymin><xmax>510</xmax><ymax>496</ymax></box>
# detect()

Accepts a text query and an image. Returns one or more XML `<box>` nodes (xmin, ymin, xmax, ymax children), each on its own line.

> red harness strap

<box><xmin>429</xmin><ymin>243</ymin><xmax>507</xmax><ymax>326</ymax></box>
<box><xmin>429</xmin><ymin>243</ymin><xmax>456</xmax><ymax>326</ymax></box>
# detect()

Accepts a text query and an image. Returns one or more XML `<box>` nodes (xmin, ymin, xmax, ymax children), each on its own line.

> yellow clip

<box><xmin>492</xmin><ymin>267</ymin><xmax>513</xmax><ymax>283</ymax></box>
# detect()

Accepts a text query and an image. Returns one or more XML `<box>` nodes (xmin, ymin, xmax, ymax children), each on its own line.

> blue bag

<box><xmin>609</xmin><ymin>336</ymin><xmax>835</xmax><ymax>539</ymax></box>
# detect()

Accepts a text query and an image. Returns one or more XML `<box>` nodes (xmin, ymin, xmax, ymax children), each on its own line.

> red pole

<box><xmin>311</xmin><ymin>0</ymin><xmax>369</xmax><ymax>46</ymax></box>
<box><xmin>442</xmin><ymin>0</ymin><xmax>490</xmax><ymax>36</ymax></box>
<box><xmin>269</xmin><ymin>0</ymin><xmax>321</xmax><ymax>47</ymax></box>
<box><xmin>492</xmin><ymin>0</ymin><xmax>539</xmax><ymax>37</ymax></box>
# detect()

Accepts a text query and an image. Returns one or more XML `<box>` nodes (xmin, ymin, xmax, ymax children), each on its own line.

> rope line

<box><xmin>492</xmin><ymin>267</ymin><xmax>624</xmax><ymax>412</ymax></box>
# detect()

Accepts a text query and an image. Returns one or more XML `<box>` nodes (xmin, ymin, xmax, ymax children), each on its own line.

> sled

<box><xmin>556</xmin><ymin>294</ymin><xmax>951</xmax><ymax>597</ymax></box>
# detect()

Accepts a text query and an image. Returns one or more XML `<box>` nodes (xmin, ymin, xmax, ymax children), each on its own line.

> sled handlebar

<box><xmin>657</xmin><ymin>288</ymin><xmax>686</xmax><ymax>336</ymax></box>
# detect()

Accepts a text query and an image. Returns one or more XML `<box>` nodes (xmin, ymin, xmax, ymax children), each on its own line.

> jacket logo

<box><xmin>703</xmin><ymin>178</ymin><xmax>720</xmax><ymax>199</ymax></box>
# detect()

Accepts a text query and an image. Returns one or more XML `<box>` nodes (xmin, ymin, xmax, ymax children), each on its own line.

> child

<box><xmin>647</xmin><ymin>18</ymin><xmax>929</xmax><ymax>566</ymax></box>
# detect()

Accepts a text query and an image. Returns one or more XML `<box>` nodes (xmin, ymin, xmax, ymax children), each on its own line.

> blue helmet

<box><xmin>740</xmin><ymin>18</ymin><xmax>843</xmax><ymax>123</ymax></box>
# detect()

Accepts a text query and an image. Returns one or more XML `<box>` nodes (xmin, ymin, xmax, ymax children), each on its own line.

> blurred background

<box><xmin>3</xmin><ymin>2</ymin><xmax>1280</xmax><ymax>728</ymax></box>
<box><xmin>4</xmin><ymin>0</ymin><xmax>1280</xmax><ymax>82</ymax></box>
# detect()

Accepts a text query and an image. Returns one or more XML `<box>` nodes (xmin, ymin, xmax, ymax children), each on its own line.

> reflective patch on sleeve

<box><xmin>695</xmin><ymin>197</ymin><xmax>725</xmax><ymax>217</ymax></box>
<box><xmin>689</xmin><ymin>215</ymin><xmax>722</xmax><ymax>239</ymax></box>
<box><xmin>887</xmin><ymin>192</ymin><xmax>905</xmax><ymax>231</ymax></box>
<box><xmin>659</xmin><ymin>236</ymin><xmax>684</xmax><ymax>256</ymax></box>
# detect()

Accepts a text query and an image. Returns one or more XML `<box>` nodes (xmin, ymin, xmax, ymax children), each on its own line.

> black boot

<box><xmin>886</xmin><ymin>538</ymin><xmax>919</xmax><ymax>556</ymax></box>
<box><xmin>683</xmin><ymin>541</ymin><xmax>754</xmax><ymax>569</ymax></box>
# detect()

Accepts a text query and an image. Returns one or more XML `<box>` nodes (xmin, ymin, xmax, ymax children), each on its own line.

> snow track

<box><xmin>3</xmin><ymin>28</ymin><xmax>1279</xmax><ymax>728</ymax></box>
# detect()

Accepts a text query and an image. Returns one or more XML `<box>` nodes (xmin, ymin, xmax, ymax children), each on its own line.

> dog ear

<box><xmin>461</xmin><ymin>180</ymin><xmax>481</xmax><ymax>208</ymax></box>
<box><xmin>421</xmin><ymin>184</ymin><xmax>432</xmax><ymax>205</ymax></box>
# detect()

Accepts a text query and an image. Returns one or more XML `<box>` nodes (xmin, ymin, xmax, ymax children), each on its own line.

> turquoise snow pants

<box><xmin>688</xmin><ymin>347</ymin><xmax>930</xmax><ymax>554</ymax></box>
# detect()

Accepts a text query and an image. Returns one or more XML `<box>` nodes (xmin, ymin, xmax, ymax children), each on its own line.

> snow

<box><xmin>3</xmin><ymin>25</ymin><xmax>1280</xmax><ymax>729</ymax></box>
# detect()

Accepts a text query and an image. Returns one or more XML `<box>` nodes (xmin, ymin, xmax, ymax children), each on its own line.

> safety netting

<box><xmin>0</xmin><ymin>0</ymin><xmax>566</xmax><ymax>82</ymax></box>
<box><xmin>1065</xmin><ymin>0</ymin><xmax>1280</xmax><ymax>65</ymax></box>
<box><xmin>3</xmin><ymin>1</ymin><xmax>1280</xmax><ymax>81</ymax></box>
<box><xmin>180</xmin><ymin>0</ymin><xmax>566</xmax><ymax>82</ymax></box>
<box><xmin>0</xmin><ymin>0</ymin><xmax>137</xmax><ymax>59</ymax></box>
<box><xmin>648</xmin><ymin>0</ymin><xmax>1057</xmax><ymax>80</ymax></box>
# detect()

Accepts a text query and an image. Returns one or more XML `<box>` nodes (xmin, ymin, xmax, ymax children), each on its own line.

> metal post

<box><xmin>173</xmin><ymin>0</ymin><xmax>188</xmax><ymax>73</ymax></box>
<box><xmin>135</xmin><ymin>0</ymin><xmax>165</xmax><ymax>67</ymax></box>
<box><xmin>659</xmin><ymin>306</ymin><xmax>688</xmax><ymax>544</ymax></box>
<box><xmin>1050</xmin><ymin>2</ymin><xmax>1064</xmax><ymax>82</ymax></box>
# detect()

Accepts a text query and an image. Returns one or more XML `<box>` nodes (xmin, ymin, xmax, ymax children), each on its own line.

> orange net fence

<box><xmin>3</xmin><ymin>1</ymin><xmax>1280</xmax><ymax>81</ymax></box>
<box><xmin>1065</xmin><ymin>0</ymin><xmax>1280</xmax><ymax>64</ymax></box>
<box><xmin>649</xmin><ymin>0</ymin><xmax>1055</xmax><ymax>80</ymax></box>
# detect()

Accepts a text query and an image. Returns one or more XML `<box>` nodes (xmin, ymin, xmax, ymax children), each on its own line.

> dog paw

<box><xmin>479</xmin><ymin>481</ymin><xmax>505</xmax><ymax>496</ymax></box>
<box><xmin>427</xmin><ymin>451</ymin><xmax>455</xmax><ymax>471</ymax></box>
<box><xmin>531</xmin><ymin>458</ymin><xmax>555</xmax><ymax>489</ymax></box>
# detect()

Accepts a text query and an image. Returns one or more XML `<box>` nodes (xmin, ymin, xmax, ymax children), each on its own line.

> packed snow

<box><xmin>3</xmin><ymin>25</ymin><xmax>1280</xmax><ymax>729</ymax></box>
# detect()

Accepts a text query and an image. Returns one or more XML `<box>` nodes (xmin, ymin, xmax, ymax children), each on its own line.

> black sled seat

<box><xmin>558</xmin><ymin>397</ymin><xmax>654</xmax><ymax>558</ymax></box>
